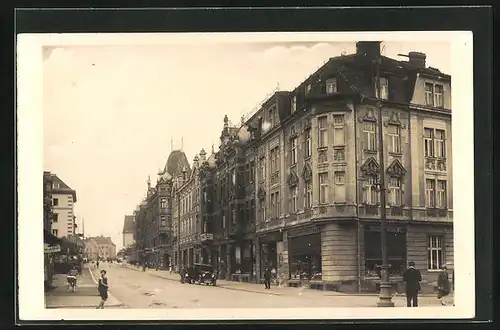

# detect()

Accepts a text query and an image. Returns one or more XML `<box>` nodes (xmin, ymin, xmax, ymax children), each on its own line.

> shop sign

<box><xmin>287</xmin><ymin>226</ymin><xmax>320</xmax><ymax>238</ymax></box>
<box><xmin>44</xmin><ymin>244</ymin><xmax>61</xmax><ymax>254</ymax></box>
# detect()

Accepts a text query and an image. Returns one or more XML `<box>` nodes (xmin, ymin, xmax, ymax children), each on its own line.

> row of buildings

<box><xmin>43</xmin><ymin>171</ymin><xmax>83</xmax><ymax>287</ymax></box>
<box><xmin>83</xmin><ymin>236</ymin><xmax>117</xmax><ymax>261</ymax></box>
<box><xmin>129</xmin><ymin>41</ymin><xmax>453</xmax><ymax>292</ymax></box>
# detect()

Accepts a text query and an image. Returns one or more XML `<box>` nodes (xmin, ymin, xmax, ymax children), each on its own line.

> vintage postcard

<box><xmin>17</xmin><ymin>31</ymin><xmax>474</xmax><ymax>321</ymax></box>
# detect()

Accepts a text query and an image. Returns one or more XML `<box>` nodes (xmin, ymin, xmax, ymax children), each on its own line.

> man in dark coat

<box><xmin>263</xmin><ymin>268</ymin><xmax>272</xmax><ymax>290</ymax></box>
<box><xmin>403</xmin><ymin>261</ymin><xmax>422</xmax><ymax>307</ymax></box>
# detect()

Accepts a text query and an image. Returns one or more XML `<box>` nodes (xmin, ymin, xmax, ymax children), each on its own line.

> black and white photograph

<box><xmin>17</xmin><ymin>31</ymin><xmax>474</xmax><ymax>321</ymax></box>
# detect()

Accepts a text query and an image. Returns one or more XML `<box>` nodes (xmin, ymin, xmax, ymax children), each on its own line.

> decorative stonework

<box><xmin>425</xmin><ymin>157</ymin><xmax>436</xmax><ymax>171</ymax></box>
<box><xmin>386</xmin><ymin>158</ymin><xmax>407</xmax><ymax>177</ymax></box>
<box><xmin>302</xmin><ymin>162</ymin><xmax>312</xmax><ymax>182</ymax></box>
<box><xmin>358</xmin><ymin>108</ymin><xmax>377</xmax><ymax>123</ymax></box>
<box><xmin>258</xmin><ymin>187</ymin><xmax>266</xmax><ymax>199</ymax></box>
<box><xmin>289</xmin><ymin>125</ymin><xmax>298</xmax><ymax>140</ymax></box>
<box><xmin>436</xmin><ymin>158</ymin><xmax>447</xmax><ymax>171</ymax></box>
<box><xmin>287</xmin><ymin>170</ymin><xmax>299</xmax><ymax>187</ymax></box>
<box><xmin>360</xmin><ymin>157</ymin><xmax>380</xmax><ymax>177</ymax></box>
<box><xmin>384</xmin><ymin>111</ymin><xmax>407</xmax><ymax>129</ymax></box>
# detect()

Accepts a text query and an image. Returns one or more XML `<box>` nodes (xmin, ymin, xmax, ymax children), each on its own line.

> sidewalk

<box><xmin>45</xmin><ymin>265</ymin><xmax>123</xmax><ymax>308</ymax></box>
<box><xmin>120</xmin><ymin>263</ymin><xmax>451</xmax><ymax>298</ymax></box>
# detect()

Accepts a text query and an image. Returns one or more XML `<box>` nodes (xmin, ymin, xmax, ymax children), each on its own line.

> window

<box><xmin>259</xmin><ymin>198</ymin><xmax>266</xmax><ymax>222</ymax></box>
<box><xmin>427</xmin><ymin>235</ymin><xmax>444</xmax><ymax>270</ymax></box>
<box><xmin>387</xmin><ymin>124</ymin><xmax>401</xmax><ymax>154</ymax></box>
<box><xmin>388</xmin><ymin>177</ymin><xmax>402</xmax><ymax>206</ymax></box>
<box><xmin>160</xmin><ymin>215</ymin><xmax>166</xmax><ymax>227</ymax></box>
<box><xmin>259</xmin><ymin>157</ymin><xmax>266</xmax><ymax>181</ymax></box>
<box><xmin>52</xmin><ymin>229</ymin><xmax>58</xmax><ymax>236</ymax></box>
<box><xmin>52</xmin><ymin>213</ymin><xmax>58</xmax><ymax>223</ymax></box>
<box><xmin>305</xmin><ymin>181</ymin><xmax>312</xmax><ymax>209</ymax></box>
<box><xmin>424</xmin><ymin>128</ymin><xmax>435</xmax><ymax>157</ymax></box>
<box><xmin>425</xmin><ymin>179</ymin><xmax>436</xmax><ymax>207</ymax></box>
<box><xmin>435</xmin><ymin>129</ymin><xmax>446</xmax><ymax>158</ymax></box>
<box><xmin>305</xmin><ymin>84</ymin><xmax>312</xmax><ymax>94</ymax></box>
<box><xmin>291</xmin><ymin>96</ymin><xmax>297</xmax><ymax>113</ymax></box>
<box><xmin>436</xmin><ymin>180</ymin><xmax>447</xmax><ymax>208</ymax></box>
<box><xmin>269</xmin><ymin>108</ymin><xmax>276</xmax><ymax>128</ymax></box>
<box><xmin>304</xmin><ymin>128</ymin><xmax>312</xmax><ymax>158</ymax></box>
<box><xmin>53</xmin><ymin>198</ymin><xmax>59</xmax><ymax>206</ymax></box>
<box><xmin>222</xmin><ymin>215</ymin><xmax>226</xmax><ymax>229</ymax></box>
<box><xmin>319</xmin><ymin>172</ymin><xmax>329</xmax><ymax>204</ymax></box>
<box><xmin>326</xmin><ymin>78</ymin><xmax>337</xmax><ymax>94</ymax></box>
<box><xmin>160</xmin><ymin>197</ymin><xmax>167</xmax><ymax>209</ymax></box>
<box><xmin>318</xmin><ymin>116</ymin><xmax>328</xmax><ymax>148</ymax></box>
<box><xmin>250</xmin><ymin>161</ymin><xmax>255</xmax><ymax>182</ymax></box>
<box><xmin>363</xmin><ymin>122</ymin><xmax>377</xmax><ymax>151</ymax></box>
<box><xmin>425</xmin><ymin>83</ymin><xmax>445</xmax><ymax>108</ymax></box>
<box><xmin>290</xmin><ymin>137</ymin><xmax>297</xmax><ymax>165</ymax></box>
<box><xmin>290</xmin><ymin>186</ymin><xmax>298</xmax><ymax>213</ymax></box>
<box><xmin>333</xmin><ymin>115</ymin><xmax>345</xmax><ymax>146</ymax></box>
<box><xmin>364</xmin><ymin>176</ymin><xmax>378</xmax><ymax>204</ymax></box>
<box><xmin>425</xmin><ymin>83</ymin><xmax>434</xmax><ymax>106</ymax></box>
<box><xmin>270</xmin><ymin>192</ymin><xmax>280</xmax><ymax>219</ymax></box>
<box><xmin>434</xmin><ymin>85</ymin><xmax>444</xmax><ymax>108</ymax></box>
<box><xmin>377</xmin><ymin>77</ymin><xmax>389</xmax><ymax>100</ymax></box>
<box><xmin>270</xmin><ymin>147</ymin><xmax>278</xmax><ymax>173</ymax></box>
<box><xmin>52</xmin><ymin>182</ymin><xmax>60</xmax><ymax>189</ymax></box>
<box><xmin>334</xmin><ymin>171</ymin><xmax>346</xmax><ymax>203</ymax></box>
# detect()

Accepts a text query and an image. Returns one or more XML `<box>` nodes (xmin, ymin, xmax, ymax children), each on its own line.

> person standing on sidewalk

<box><xmin>263</xmin><ymin>268</ymin><xmax>271</xmax><ymax>290</ymax></box>
<box><xmin>96</xmin><ymin>269</ymin><xmax>108</xmax><ymax>309</ymax></box>
<box><xmin>403</xmin><ymin>261</ymin><xmax>422</xmax><ymax>307</ymax></box>
<box><xmin>437</xmin><ymin>265</ymin><xmax>451</xmax><ymax>306</ymax></box>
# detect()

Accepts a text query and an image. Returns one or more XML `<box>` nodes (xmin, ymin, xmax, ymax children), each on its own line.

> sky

<box><xmin>42</xmin><ymin>38</ymin><xmax>450</xmax><ymax>250</ymax></box>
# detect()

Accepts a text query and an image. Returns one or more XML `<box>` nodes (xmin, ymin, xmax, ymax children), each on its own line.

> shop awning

<box><xmin>44</xmin><ymin>230</ymin><xmax>62</xmax><ymax>245</ymax></box>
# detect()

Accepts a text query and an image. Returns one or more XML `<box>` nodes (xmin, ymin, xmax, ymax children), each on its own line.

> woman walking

<box><xmin>96</xmin><ymin>269</ymin><xmax>108</xmax><ymax>309</ymax></box>
<box><xmin>437</xmin><ymin>265</ymin><xmax>451</xmax><ymax>306</ymax></box>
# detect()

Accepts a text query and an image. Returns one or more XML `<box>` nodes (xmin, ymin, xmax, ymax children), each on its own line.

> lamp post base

<box><xmin>377</xmin><ymin>267</ymin><xmax>395</xmax><ymax>307</ymax></box>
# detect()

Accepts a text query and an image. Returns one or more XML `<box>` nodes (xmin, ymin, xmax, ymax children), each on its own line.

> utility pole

<box><xmin>375</xmin><ymin>45</ymin><xmax>395</xmax><ymax>307</ymax></box>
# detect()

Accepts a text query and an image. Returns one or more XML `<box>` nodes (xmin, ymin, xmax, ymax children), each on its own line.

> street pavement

<box><xmin>92</xmin><ymin>262</ymin><xmax>453</xmax><ymax>309</ymax></box>
<box><xmin>45</xmin><ymin>265</ymin><xmax>124</xmax><ymax>309</ymax></box>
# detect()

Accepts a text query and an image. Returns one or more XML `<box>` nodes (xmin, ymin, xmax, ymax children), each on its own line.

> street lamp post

<box><xmin>375</xmin><ymin>50</ymin><xmax>395</xmax><ymax>307</ymax></box>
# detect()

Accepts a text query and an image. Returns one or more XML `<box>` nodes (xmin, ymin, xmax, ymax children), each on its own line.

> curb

<box><xmin>88</xmin><ymin>266</ymin><xmax>124</xmax><ymax>307</ymax></box>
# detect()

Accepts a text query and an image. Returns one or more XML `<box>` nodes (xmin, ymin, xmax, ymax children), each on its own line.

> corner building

<box><xmin>247</xmin><ymin>41</ymin><xmax>452</xmax><ymax>292</ymax></box>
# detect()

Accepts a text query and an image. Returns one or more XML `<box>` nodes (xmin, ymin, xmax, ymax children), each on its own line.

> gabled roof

<box><xmin>48</xmin><ymin>173</ymin><xmax>77</xmax><ymax>202</ymax></box>
<box><xmin>88</xmin><ymin>236</ymin><xmax>116</xmax><ymax>246</ymax></box>
<box><xmin>164</xmin><ymin>150</ymin><xmax>192</xmax><ymax>178</ymax></box>
<box><xmin>123</xmin><ymin>215</ymin><xmax>135</xmax><ymax>233</ymax></box>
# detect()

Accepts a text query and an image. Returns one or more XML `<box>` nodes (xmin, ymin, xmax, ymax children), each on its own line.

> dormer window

<box><xmin>291</xmin><ymin>96</ymin><xmax>297</xmax><ymax>113</ymax></box>
<box><xmin>326</xmin><ymin>78</ymin><xmax>337</xmax><ymax>94</ymax></box>
<box><xmin>376</xmin><ymin>77</ymin><xmax>389</xmax><ymax>100</ymax></box>
<box><xmin>305</xmin><ymin>84</ymin><xmax>312</xmax><ymax>94</ymax></box>
<box><xmin>424</xmin><ymin>82</ymin><xmax>444</xmax><ymax>108</ymax></box>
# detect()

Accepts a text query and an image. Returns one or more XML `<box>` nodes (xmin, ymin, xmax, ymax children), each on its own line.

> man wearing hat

<box><xmin>403</xmin><ymin>261</ymin><xmax>422</xmax><ymax>307</ymax></box>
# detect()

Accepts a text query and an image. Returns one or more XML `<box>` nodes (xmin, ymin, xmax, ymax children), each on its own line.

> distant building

<box><xmin>46</xmin><ymin>172</ymin><xmax>77</xmax><ymax>238</ymax></box>
<box><xmin>84</xmin><ymin>236</ymin><xmax>117</xmax><ymax>260</ymax></box>
<box><xmin>43</xmin><ymin>171</ymin><xmax>61</xmax><ymax>288</ymax></box>
<box><xmin>122</xmin><ymin>215</ymin><xmax>135</xmax><ymax>248</ymax></box>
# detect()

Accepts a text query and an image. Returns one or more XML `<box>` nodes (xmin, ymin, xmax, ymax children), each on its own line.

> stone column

<box><xmin>279</xmin><ymin>231</ymin><xmax>289</xmax><ymax>286</ymax></box>
<box><xmin>254</xmin><ymin>237</ymin><xmax>260</xmax><ymax>283</ymax></box>
<box><xmin>226</xmin><ymin>243</ymin><xmax>232</xmax><ymax>280</ymax></box>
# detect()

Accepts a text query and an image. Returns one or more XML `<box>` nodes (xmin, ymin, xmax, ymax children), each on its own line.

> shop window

<box><xmin>364</xmin><ymin>229</ymin><xmax>406</xmax><ymax>277</ymax></box>
<box><xmin>289</xmin><ymin>234</ymin><xmax>322</xmax><ymax>280</ymax></box>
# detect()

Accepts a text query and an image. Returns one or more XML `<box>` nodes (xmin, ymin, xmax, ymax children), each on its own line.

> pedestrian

<box><xmin>263</xmin><ymin>267</ymin><xmax>271</xmax><ymax>290</ymax></box>
<box><xmin>402</xmin><ymin>261</ymin><xmax>422</xmax><ymax>307</ymax></box>
<box><xmin>96</xmin><ymin>260</ymin><xmax>99</xmax><ymax>269</ymax></box>
<box><xmin>437</xmin><ymin>265</ymin><xmax>451</xmax><ymax>306</ymax></box>
<box><xmin>169</xmin><ymin>264</ymin><xmax>173</xmax><ymax>274</ymax></box>
<box><xmin>95</xmin><ymin>269</ymin><xmax>108</xmax><ymax>309</ymax></box>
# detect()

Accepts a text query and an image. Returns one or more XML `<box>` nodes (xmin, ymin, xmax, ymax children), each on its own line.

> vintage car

<box><xmin>193</xmin><ymin>263</ymin><xmax>217</xmax><ymax>286</ymax></box>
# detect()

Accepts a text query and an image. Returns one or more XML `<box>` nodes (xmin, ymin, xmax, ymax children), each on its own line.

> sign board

<box><xmin>44</xmin><ymin>244</ymin><xmax>61</xmax><ymax>254</ymax></box>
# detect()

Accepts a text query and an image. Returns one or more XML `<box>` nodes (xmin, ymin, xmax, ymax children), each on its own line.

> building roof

<box><xmin>48</xmin><ymin>172</ymin><xmax>77</xmax><ymax>202</ymax></box>
<box><xmin>123</xmin><ymin>215</ymin><xmax>135</xmax><ymax>233</ymax></box>
<box><xmin>87</xmin><ymin>236</ymin><xmax>116</xmax><ymax>246</ymax></box>
<box><xmin>164</xmin><ymin>150</ymin><xmax>192</xmax><ymax>178</ymax></box>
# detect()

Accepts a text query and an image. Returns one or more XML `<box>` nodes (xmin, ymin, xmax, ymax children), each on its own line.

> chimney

<box><xmin>408</xmin><ymin>51</ymin><xmax>426</xmax><ymax>68</ymax></box>
<box><xmin>356</xmin><ymin>41</ymin><xmax>381</xmax><ymax>58</ymax></box>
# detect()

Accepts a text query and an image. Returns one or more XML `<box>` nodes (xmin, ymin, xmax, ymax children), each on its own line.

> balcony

<box><xmin>426</xmin><ymin>208</ymin><xmax>448</xmax><ymax>218</ymax></box>
<box><xmin>200</xmin><ymin>233</ymin><xmax>214</xmax><ymax>242</ymax></box>
<box><xmin>270</xmin><ymin>172</ymin><xmax>280</xmax><ymax>186</ymax></box>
